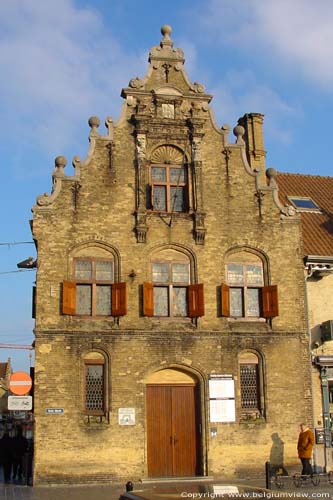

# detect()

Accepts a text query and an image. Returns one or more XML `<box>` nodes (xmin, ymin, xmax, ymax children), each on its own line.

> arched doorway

<box><xmin>146</xmin><ymin>368</ymin><xmax>202</xmax><ymax>477</ymax></box>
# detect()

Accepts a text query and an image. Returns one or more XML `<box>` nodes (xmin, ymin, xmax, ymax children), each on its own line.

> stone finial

<box><xmin>266</xmin><ymin>167</ymin><xmax>277</xmax><ymax>180</ymax></box>
<box><xmin>54</xmin><ymin>156</ymin><xmax>67</xmax><ymax>177</ymax></box>
<box><xmin>160</xmin><ymin>24</ymin><xmax>173</xmax><ymax>49</ymax></box>
<box><xmin>88</xmin><ymin>116</ymin><xmax>100</xmax><ymax>136</ymax></box>
<box><xmin>233</xmin><ymin>125</ymin><xmax>245</xmax><ymax>145</ymax></box>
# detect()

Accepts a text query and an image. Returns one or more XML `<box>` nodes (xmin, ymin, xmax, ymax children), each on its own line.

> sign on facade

<box><xmin>209</xmin><ymin>375</ymin><xmax>236</xmax><ymax>423</ymax></box>
<box><xmin>118</xmin><ymin>407</ymin><xmax>135</xmax><ymax>425</ymax></box>
<box><xmin>45</xmin><ymin>408</ymin><xmax>64</xmax><ymax>414</ymax></box>
<box><xmin>8</xmin><ymin>395</ymin><xmax>32</xmax><ymax>411</ymax></box>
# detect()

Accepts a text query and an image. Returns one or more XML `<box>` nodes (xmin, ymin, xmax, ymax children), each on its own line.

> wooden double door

<box><xmin>146</xmin><ymin>384</ymin><xmax>201</xmax><ymax>477</ymax></box>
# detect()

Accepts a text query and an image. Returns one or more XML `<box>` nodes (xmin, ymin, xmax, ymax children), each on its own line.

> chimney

<box><xmin>238</xmin><ymin>113</ymin><xmax>266</xmax><ymax>184</ymax></box>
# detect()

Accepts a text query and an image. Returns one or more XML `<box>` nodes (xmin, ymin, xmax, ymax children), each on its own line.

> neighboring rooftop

<box><xmin>277</xmin><ymin>173</ymin><xmax>333</xmax><ymax>257</ymax></box>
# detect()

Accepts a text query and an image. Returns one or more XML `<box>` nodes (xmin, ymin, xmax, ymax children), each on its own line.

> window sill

<box><xmin>227</xmin><ymin>317</ymin><xmax>266</xmax><ymax>322</ymax></box>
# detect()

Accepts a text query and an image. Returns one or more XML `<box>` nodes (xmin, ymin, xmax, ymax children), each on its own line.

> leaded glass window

<box><xmin>150</xmin><ymin>164</ymin><xmax>188</xmax><ymax>213</ymax></box>
<box><xmin>152</xmin><ymin>261</ymin><xmax>189</xmax><ymax>317</ymax></box>
<box><xmin>74</xmin><ymin>258</ymin><xmax>113</xmax><ymax>316</ymax></box>
<box><xmin>84</xmin><ymin>354</ymin><xmax>106</xmax><ymax>415</ymax></box>
<box><xmin>239</xmin><ymin>353</ymin><xmax>261</xmax><ymax>414</ymax></box>
<box><xmin>227</xmin><ymin>262</ymin><xmax>263</xmax><ymax>318</ymax></box>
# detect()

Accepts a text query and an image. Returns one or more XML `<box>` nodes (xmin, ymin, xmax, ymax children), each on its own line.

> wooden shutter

<box><xmin>143</xmin><ymin>282</ymin><xmax>154</xmax><ymax>317</ymax></box>
<box><xmin>221</xmin><ymin>283</ymin><xmax>230</xmax><ymax>317</ymax></box>
<box><xmin>262</xmin><ymin>285</ymin><xmax>279</xmax><ymax>318</ymax></box>
<box><xmin>32</xmin><ymin>286</ymin><xmax>36</xmax><ymax>319</ymax></box>
<box><xmin>188</xmin><ymin>284</ymin><xmax>204</xmax><ymax>318</ymax></box>
<box><xmin>62</xmin><ymin>281</ymin><xmax>76</xmax><ymax>315</ymax></box>
<box><xmin>111</xmin><ymin>282</ymin><xmax>127</xmax><ymax>316</ymax></box>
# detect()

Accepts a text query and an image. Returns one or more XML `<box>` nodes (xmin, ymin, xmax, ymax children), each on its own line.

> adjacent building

<box><xmin>277</xmin><ymin>173</ymin><xmax>333</xmax><ymax>471</ymax></box>
<box><xmin>30</xmin><ymin>26</ymin><xmax>312</xmax><ymax>484</ymax></box>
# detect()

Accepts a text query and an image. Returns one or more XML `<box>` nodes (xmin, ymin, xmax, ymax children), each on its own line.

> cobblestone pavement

<box><xmin>1</xmin><ymin>476</ymin><xmax>333</xmax><ymax>500</ymax></box>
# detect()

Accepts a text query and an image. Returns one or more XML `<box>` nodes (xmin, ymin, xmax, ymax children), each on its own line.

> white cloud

<box><xmin>0</xmin><ymin>0</ymin><xmax>144</xmax><ymax>157</ymax></box>
<box><xmin>200</xmin><ymin>0</ymin><xmax>333</xmax><ymax>88</ymax></box>
<box><xmin>209</xmin><ymin>70</ymin><xmax>300</xmax><ymax>145</ymax></box>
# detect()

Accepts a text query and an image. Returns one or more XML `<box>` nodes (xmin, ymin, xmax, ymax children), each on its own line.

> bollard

<box><xmin>265</xmin><ymin>461</ymin><xmax>271</xmax><ymax>490</ymax></box>
<box><xmin>126</xmin><ymin>481</ymin><xmax>134</xmax><ymax>492</ymax></box>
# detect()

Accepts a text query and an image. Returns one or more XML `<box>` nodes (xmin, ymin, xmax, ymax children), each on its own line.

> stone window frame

<box><xmin>221</xmin><ymin>248</ymin><xmax>278</xmax><ymax>321</ymax></box>
<box><xmin>62</xmin><ymin>242</ymin><xmax>126</xmax><ymax>318</ymax></box>
<box><xmin>82</xmin><ymin>350</ymin><xmax>110</xmax><ymax>420</ymax></box>
<box><xmin>143</xmin><ymin>245</ymin><xmax>204</xmax><ymax>319</ymax></box>
<box><xmin>238</xmin><ymin>350</ymin><xmax>266</xmax><ymax>420</ymax></box>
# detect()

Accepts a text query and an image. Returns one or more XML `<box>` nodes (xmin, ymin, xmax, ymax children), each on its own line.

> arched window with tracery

<box><xmin>221</xmin><ymin>249</ymin><xmax>278</xmax><ymax>319</ymax></box>
<box><xmin>143</xmin><ymin>248</ymin><xmax>204</xmax><ymax>318</ymax></box>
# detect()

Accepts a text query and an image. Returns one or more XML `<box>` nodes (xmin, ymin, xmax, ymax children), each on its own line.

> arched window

<box><xmin>143</xmin><ymin>248</ymin><xmax>204</xmax><ymax>318</ymax></box>
<box><xmin>62</xmin><ymin>244</ymin><xmax>126</xmax><ymax>317</ymax></box>
<box><xmin>149</xmin><ymin>146</ymin><xmax>189</xmax><ymax>213</ymax></box>
<box><xmin>239</xmin><ymin>351</ymin><xmax>264</xmax><ymax>418</ymax></box>
<box><xmin>83</xmin><ymin>352</ymin><xmax>107</xmax><ymax>416</ymax></box>
<box><xmin>221</xmin><ymin>250</ymin><xmax>278</xmax><ymax>319</ymax></box>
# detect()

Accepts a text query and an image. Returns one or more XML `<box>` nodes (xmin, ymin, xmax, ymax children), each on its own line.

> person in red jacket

<box><xmin>297</xmin><ymin>423</ymin><xmax>315</xmax><ymax>476</ymax></box>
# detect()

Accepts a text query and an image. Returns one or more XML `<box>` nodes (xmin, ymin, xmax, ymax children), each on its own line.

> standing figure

<box><xmin>297</xmin><ymin>423</ymin><xmax>315</xmax><ymax>476</ymax></box>
<box><xmin>12</xmin><ymin>428</ymin><xmax>28</xmax><ymax>481</ymax></box>
<box><xmin>0</xmin><ymin>432</ymin><xmax>13</xmax><ymax>483</ymax></box>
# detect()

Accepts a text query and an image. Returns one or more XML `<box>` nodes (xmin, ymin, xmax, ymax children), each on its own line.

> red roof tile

<box><xmin>276</xmin><ymin>173</ymin><xmax>333</xmax><ymax>257</ymax></box>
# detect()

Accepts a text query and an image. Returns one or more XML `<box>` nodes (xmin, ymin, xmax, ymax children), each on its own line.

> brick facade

<box><xmin>31</xmin><ymin>26</ymin><xmax>311</xmax><ymax>484</ymax></box>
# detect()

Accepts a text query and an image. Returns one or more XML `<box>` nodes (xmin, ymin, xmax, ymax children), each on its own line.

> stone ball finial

<box><xmin>233</xmin><ymin>125</ymin><xmax>245</xmax><ymax>138</ymax></box>
<box><xmin>266</xmin><ymin>167</ymin><xmax>277</xmax><ymax>180</ymax></box>
<box><xmin>161</xmin><ymin>25</ymin><xmax>172</xmax><ymax>38</ymax></box>
<box><xmin>55</xmin><ymin>156</ymin><xmax>67</xmax><ymax>168</ymax></box>
<box><xmin>88</xmin><ymin>116</ymin><xmax>100</xmax><ymax>129</ymax></box>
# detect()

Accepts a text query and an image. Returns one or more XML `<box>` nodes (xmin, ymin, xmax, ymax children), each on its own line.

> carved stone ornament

<box><xmin>190</xmin><ymin>82</ymin><xmax>206</xmax><ymax>94</ymax></box>
<box><xmin>129</xmin><ymin>77</ymin><xmax>145</xmax><ymax>89</ymax></box>
<box><xmin>192</xmin><ymin>139</ymin><xmax>201</xmax><ymax>161</ymax></box>
<box><xmin>136</xmin><ymin>135</ymin><xmax>146</xmax><ymax>159</ymax></box>
<box><xmin>136</xmin><ymin>212</ymin><xmax>148</xmax><ymax>243</ymax></box>
<box><xmin>194</xmin><ymin>212</ymin><xmax>206</xmax><ymax>245</ymax></box>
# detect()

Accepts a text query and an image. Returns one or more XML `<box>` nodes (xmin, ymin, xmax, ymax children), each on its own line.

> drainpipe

<box><xmin>304</xmin><ymin>267</ymin><xmax>318</xmax><ymax>470</ymax></box>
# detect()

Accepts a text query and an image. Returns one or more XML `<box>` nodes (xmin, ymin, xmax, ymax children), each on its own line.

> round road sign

<box><xmin>9</xmin><ymin>371</ymin><xmax>32</xmax><ymax>396</ymax></box>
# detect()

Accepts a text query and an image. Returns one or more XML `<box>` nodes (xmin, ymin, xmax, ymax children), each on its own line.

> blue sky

<box><xmin>1</xmin><ymin>0</ymin><xmax>333</xmax><ymax>371</ymax></box>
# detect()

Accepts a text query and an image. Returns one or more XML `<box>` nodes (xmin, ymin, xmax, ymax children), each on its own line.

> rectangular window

<box><xmin>227</xmin><ymin>263</ymin><xmax>263</xmax><ymax>318</ymax></box>
<box><xmin>76</xmin><ymin>284</ymin><xmax>92</xmax><ymax>315</ymax></box>
<box><xmin>173</xmin><ymin>287</ymin><xmax>187</xmax><ymax>317</ymax></box>
<box><xmin>153</xmin><ymin>286</ymin><xmax>169</xmax><ymax>316</ymax></box>
<box><xmin>150</xmin><ymin>164</ymin><xmax>188</xmax><ymax>213</ymax></box>
<box><xmin>85</xmin><ymin>363</ymin><xmax>104</xmax><ymax>414</ymax></box>
<box><xmin>96</xmin><ymin>285</ymin><xmax>112</xmax><ymax>316</ymax></box>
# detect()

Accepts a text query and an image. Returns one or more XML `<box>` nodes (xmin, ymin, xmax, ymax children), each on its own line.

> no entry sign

<box><xmin>9</xmin><ymin>371</ymin><xmax>32</xmax><ymax>396</ymax></box>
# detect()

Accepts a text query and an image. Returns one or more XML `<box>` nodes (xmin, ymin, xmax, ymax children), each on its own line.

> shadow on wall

<box><xmin>270</xmin><ymin>433</ymin><xmax>285</xmax><ymax>468</ymax></box>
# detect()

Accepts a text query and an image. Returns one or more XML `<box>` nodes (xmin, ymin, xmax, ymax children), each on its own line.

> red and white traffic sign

<box><xmin>9</xmin><ymin>371</ymin><xmax>32</xmax><ymax>396</ymax></box>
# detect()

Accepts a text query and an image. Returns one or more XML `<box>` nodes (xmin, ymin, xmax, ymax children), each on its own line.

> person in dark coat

<box><xmin>12</xmin><ymin>428</ymin><xmax>28</xmax><ymax>481</ymax></box>
<box><xmin>0</xmin><ymin>432</ymin><xmax>13</xmax><ymax>483</ymax></box>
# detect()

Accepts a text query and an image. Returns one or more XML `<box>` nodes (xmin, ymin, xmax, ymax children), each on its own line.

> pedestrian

<box><xmin>0</xmin><ymin>432</ymin><xmax>13</xmax><ymax>483</ymax></box>
<box><xmin>297</xmin><ymin>423</ymin><xmax>315</xmax><ymax>476</ymax></box>
<box><xmin>12</xmin><ymin>427</ymin><xmax>28</xmax><ymax>482</ymax></box>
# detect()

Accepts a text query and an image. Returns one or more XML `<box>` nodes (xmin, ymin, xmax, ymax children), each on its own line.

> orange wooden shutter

<box><xmin>188</xmin><ymin>284</ymin><xmax>204</xmax><ymax>318</ymax></box>
<box><xmin>262</xmin><ymin>285</ymin><xmax>279</xmax><ymax>318</ymax></box>
<box><xmin>62</xmin><ymin>281</ymin><xmax>76</xmax><ymax>315</ymax></box>
<box><xmin>112</xmin><ymin>282</ymin><xmax>127</xmax><ymax>316</ymax></box>
<box><xmin>221</xmin><ymin>283</ymin><xmax>230</xmax><ymax>317</ymax></box>
<box><xmin>143</xmin><ymin>282</ymin><xmax>154</xmax><ymax>317</ymax></box>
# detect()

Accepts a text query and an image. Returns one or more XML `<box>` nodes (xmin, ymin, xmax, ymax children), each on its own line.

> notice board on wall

<box><xmin>209</xmin><ymin>375</ymin><xmax>235</xmax><ymax>423</ymax></box>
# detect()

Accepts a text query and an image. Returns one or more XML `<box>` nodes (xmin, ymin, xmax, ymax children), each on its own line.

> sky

<box><xmin>1</xmin><ymin>0</ymin><xmax>333</xmax><ymax>372</ymax></box>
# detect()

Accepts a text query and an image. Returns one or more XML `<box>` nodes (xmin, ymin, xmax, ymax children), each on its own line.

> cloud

<box><xmin>208</xmin><ymin>70</ymin><xmax>300</xmax><ymax>146</ymax></box>
<box><xmin>199</xmin><ymin>0</ymin><xmax>333</xmax><ymax>88</ymax></box>
<box><xmin>0</xmin><ymin>0</ymin><xmax>144</xmax><ymax>158</ymax></box>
